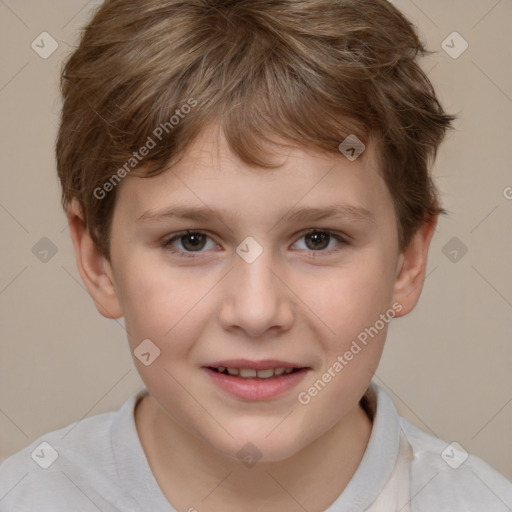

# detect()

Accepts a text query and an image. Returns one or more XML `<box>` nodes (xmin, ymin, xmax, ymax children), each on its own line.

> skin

<box><xmin>67</xmin><ymin>124</ymin><xmax>437</xmax><ymax>512</ymax></box>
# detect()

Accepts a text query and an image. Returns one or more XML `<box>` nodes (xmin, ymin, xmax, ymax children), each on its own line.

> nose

<box><xmin>218</xmin><ymin>246</ymin><xmax>294</xmax><ymax>338</ymax></box>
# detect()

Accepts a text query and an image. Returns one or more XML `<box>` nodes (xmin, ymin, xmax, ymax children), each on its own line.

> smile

<box><xmin>209</xmin><ymin>367</ymin><xmax>296</xmax><ymax>379</ymax></box>
<box><xmin>203</xmin><ymin>360</ymin><xmax>310</xmax><ymax>400</ymax></box>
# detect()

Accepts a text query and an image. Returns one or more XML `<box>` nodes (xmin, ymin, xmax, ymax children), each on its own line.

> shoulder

<box><xmin>0</xmin><ymin>394</ymin><xmax>141</xmax><ymax>512</ymax></box>
<box><xmin>399</xmin><ymin>417</ymin><xmax>512</xmax><ymax>512</ymax></box>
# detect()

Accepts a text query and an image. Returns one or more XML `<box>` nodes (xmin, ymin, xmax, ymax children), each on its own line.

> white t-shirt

<box><xmin>0</xmin><ymin>382</ymin><xmax>511</xmax><ymax>511</ymax></box>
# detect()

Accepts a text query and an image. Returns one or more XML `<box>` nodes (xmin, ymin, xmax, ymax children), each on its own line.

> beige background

<box><xmin>0</xmin><ymin>0</ymin><xmax>511</xmax><ymax>483</ymax></box>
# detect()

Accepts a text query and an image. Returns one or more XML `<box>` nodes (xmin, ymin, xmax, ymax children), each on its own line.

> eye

<box><xmin>162</xmin><ymin>229</ymin><xmax>347</xmax><ymax>259</ymax></box>
<box><xmin>162</xmin><ymin>231</ymin><xmax>218</xmax><ymax>258</ymax></box>
<box><xmin>291</xmin><ymin>229</ymin><xmax>347</xmax><ymax>255</ymax></box>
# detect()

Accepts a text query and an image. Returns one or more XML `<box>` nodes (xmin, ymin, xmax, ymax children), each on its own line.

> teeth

<box><xmin>216</xmin><ymin>367</ymin><xmax>296</xmax><ymax>379</ymax></box>
<box><xmin>256</xmin><ymin>369</ymin><xmax>274</xmax><ymax>379</ymax></box>
<box><xmin>239</xmin><ymin>368</ymin><xmax>257</xmax><ymax>378</ymax></box>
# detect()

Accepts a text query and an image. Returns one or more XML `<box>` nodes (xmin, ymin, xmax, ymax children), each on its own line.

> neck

<box><xmin>135</xmin><ymin>394</ymin><xmax>372</xmax><ymax>512</ymax></box>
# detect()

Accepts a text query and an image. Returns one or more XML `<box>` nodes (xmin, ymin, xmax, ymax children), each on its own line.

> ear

<box><xmin>66</xmin><ymin>199</ymin><xmax>122</xmax><ymax>319</ymax></box>
<box><xmin>392</xmin><ymin>215</ymin><xmax>438</xmax><ymax>317</ymax></box>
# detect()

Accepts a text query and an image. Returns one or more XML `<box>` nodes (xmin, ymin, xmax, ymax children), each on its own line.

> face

<box><xmin>80</xmin><ymin>125</ymin><xmax>428</xmax><ymax>462</ymax></box>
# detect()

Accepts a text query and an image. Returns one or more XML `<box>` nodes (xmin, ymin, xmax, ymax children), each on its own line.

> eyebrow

<box><xmin>137</xmin><ymin>204</ymin><xmax>375</xmax><ymax>226</ymax></box>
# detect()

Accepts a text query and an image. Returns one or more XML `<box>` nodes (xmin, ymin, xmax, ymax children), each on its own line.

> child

<box><xmin>1</xmin><ymin>0</ymin><xmax>511</xmax><ymax>510</ymax></box>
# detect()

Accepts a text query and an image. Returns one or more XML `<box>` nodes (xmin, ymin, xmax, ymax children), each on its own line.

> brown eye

<box><xmin>179</xmin><ymin>232</ymin><xmax>207</xmax><ymax>251</ymax></box>
<box><xmin>304</xmin><ymin>231</ymin><xmax>331</xmax><ymax>251</ymax></box>
<box><xmin>163</xmin><ymin>231</ymin><xmax>216</xmax><ymax>257</ymax></box>
<box><xmin>293</xmin><ymin>230</ymin><xmax>346</xmax><ymax>254</ymax></box>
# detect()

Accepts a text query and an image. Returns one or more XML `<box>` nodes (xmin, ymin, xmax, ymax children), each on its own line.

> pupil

<box><xmin>306</xmin><ymin>231</ymin><xmax>329</xmax><ymax>250</ymax></box>
<box><xmin>183</xmin><ymin>233</ymin><xmax>205</xmax><ymax>251</ymax></box>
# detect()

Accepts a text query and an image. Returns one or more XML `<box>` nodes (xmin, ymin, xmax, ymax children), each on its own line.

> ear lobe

<box><xmin>392</xmin><ymin>216</ymin><xmax>438</xmax><ymax>317</ymax></box>
<box><xmin>66</xmin><ymin>199</ymin><xmax>122</xmax><ymax>319</ymax></box>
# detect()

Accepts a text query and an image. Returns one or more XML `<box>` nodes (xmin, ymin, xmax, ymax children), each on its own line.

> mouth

<box><xmin>208</xmin><ymin>366</ymin><xmax>299</xmax><ymax>379</ymax></box>
<box><xmin>202</xmin><ymin>359</ymin><xmax>310</xmax><ymax>400</ymax></box>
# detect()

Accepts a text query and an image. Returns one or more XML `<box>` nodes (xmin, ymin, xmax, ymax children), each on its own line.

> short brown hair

<box><xmin>56</xmin><ymin>0</ymin><xmax>455</xmax><ymax>259</ymax></box>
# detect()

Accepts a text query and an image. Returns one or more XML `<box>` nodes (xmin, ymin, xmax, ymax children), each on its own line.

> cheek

<box><xmin>114</xmin><ymin>254</ymin><xmax>204</xmax><ymax>351</ymax></box>
<box><xmin>294</xmin><ymin>260</ymin><xmax>395</xmax><ymax>424</ymax></box>
<box><xmin>116</xmin><ymin>262</ymin><xmax>208</xmax><ymax>405</ymax></box>
<box><xmin>304</xmin><ymin>252</ymin><xmax>397</xmax><ymax>350</ymax></box>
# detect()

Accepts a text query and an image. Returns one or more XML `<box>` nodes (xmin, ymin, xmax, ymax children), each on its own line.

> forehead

<box><xmin>114</xmin><ymin>125</ymin><xmax>393</xmax><ymax>228</ymax></box>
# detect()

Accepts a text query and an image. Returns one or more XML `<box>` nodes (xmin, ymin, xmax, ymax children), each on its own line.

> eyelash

<box><xmin>161</xmin><ymin>229</ymin><xmax>349</xmax><ymax>259</ymax></box>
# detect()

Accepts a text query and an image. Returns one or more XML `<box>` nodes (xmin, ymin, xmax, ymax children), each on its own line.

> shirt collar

<box><xmin>111</xmin><ymin>387</ymin><xmax>174</xmax><ymax>510</ymax></box>
<box><xmin>325</xmin><ymin>381</ymin><xmax>402</xmax><ymax>511</ymax></box>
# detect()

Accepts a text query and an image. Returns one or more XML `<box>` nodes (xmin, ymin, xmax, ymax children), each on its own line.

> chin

<box><xmin>203</xmin><ymin>423</ymin><xmax>310</xmax><ymax>464</ymax></box>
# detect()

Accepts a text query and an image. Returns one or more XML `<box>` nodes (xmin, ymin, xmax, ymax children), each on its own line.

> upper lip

<box><xmin>204</xmin><ymin>359</ymin><xmax>307</xmax><ymax>370</ymax></box>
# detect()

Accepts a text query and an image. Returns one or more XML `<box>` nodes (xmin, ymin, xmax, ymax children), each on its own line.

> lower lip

<box><xmin>203</xmin><ymin>368</ymin><xmax>309</xmax><ymax>401</ymax></box>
